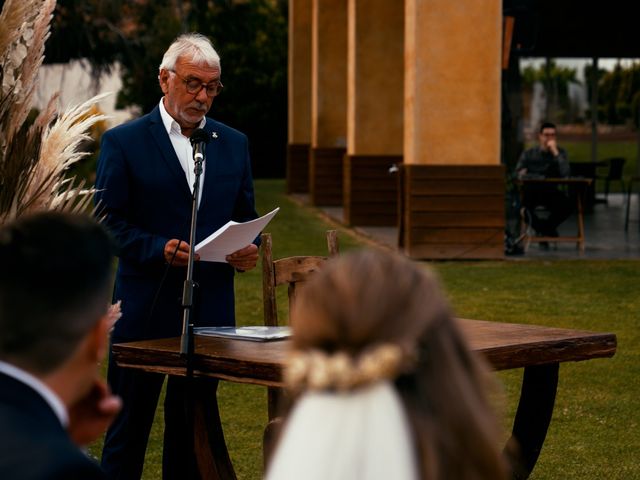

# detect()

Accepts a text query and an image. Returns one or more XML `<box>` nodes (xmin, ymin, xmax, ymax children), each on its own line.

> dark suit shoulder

<box><xmin>0</xmin><ymin>433</ymin><xmax>105</xmax><ymax>480</ymax></box>
<box><xmin>0</xmin><ymin>376</ymin><xmax>104</xmax><ymax>479</ymax></box>
<box><xmin>103</xmin><ymin>108</ymin><xmax>157</xmax><ymax>140</ymax></box>
<box><xmin>40</xmin><ymin>441</ymin><xmax>105</xmax><ymax>480</ymax></box>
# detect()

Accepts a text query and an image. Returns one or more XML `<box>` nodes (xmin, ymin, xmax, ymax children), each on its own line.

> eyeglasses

<box><xmin>170</xmin><ymin>70</ymin><xmax>223</xmax><ymax>97</ymax></box>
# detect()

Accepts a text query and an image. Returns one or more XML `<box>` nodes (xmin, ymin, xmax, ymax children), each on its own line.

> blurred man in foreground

<box><xmin>0</xmin><ymin>212</ymin><xmax>121</xmax><ymax>479</ymax></box>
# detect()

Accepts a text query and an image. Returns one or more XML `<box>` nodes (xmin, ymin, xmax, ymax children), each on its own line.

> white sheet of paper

<box><xmin>195</xmin><ymin>207</ymin><xmax>279</xmax><ymax>263</ymax></box>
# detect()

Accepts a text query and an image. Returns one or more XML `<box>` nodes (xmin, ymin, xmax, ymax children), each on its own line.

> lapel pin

<box><xmin>211</xmin><ymin>132</ymin><xmax>218</xmax><ymax>139</ymax></box>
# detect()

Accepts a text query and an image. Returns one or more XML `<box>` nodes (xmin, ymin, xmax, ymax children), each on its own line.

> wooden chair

<box><xmin>262</xmin><ymin>230</ymin><xmax>339</xmax><ymax>330</ymax></box>
<box><xmin>260</xmin><ymin>230</ymin><xmax>339</xmax><ymax>463</ymax></box>
<box><xmin>515</xmin><ymin>178</ymin><xmax>591</xmax><ymax>252</ymax></box>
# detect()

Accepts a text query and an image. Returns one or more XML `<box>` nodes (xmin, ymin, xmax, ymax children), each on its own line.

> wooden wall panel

<box><xmin>344</xmin><ymin>155</ymin><xmax>401</xmax><ymax>226</ymax></box>
<box><xmin>309</xmin><ymin>147</ymin><xmax>346</xmax><ymax>205</ymax></box>
<box><xmin>401</xmin><ymin>165</ymin><xmax>505</xmax><ymax>259</ymax></box>
<box><xmin>409</xmin><ymin>227</ymin><xmax>501</xmax><ymax>243</ymax></box>
<box><xmin>286</xmin><ymin>143</ymin><xmax>310</xmax><ymax>193</ymax></box>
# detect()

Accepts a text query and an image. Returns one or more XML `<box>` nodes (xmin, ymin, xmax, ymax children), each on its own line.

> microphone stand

<box><xmin>180</xmin><ymin>138</ymin><xmax>205</xmax><ymax>479</ymax></box>
<box><xmin>180</xmin><ymin>155</ymin><xmax>203</xmax><ymax>364</ymax></box>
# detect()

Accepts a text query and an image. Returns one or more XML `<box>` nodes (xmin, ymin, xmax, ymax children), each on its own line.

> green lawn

<box><xmin>90</xmin><ymin>179</ymin><xmax>640</xmax><ymax>479</ymax></box>
<box><xmin>562</xmin><ymin>140</ymin><xmax>639</xmax><ymax>166</ymax></box>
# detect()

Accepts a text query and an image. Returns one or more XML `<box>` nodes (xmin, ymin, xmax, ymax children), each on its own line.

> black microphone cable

<box><xmin>142</xmin><ymin>206</ymin><xmax>192</xmax><ymax>338</ymax></box>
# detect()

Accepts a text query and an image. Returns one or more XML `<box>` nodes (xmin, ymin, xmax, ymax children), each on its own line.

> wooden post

<box><xmin>402</xmin><ymin>0</ymin><xmax>504</xmax><ymax>259</ymax></box>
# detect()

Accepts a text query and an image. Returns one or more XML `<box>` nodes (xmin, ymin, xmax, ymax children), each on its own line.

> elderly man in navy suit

<box><xmin>95</xmin><ymin>33</ymin><xmax>259</xmax><ymax>479</ymax></box>
<box><xmin>0</xmin><ymin>212</ymin><xmax>121</xmax><ymax>479</ymax></box>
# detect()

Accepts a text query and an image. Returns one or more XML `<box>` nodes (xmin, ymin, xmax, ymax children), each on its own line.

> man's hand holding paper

<box><xmin>164</xmin><ymin>239</ymin><xmax>200</xmax><ymax>266</ymax></box>
<box><xmin>195</xmin><ymin>207</ymin><xmax>279</xmax><ymax>263</ymax></box>
<box><xmin>226</xmin><ymin>243</ymin><xmax>259</xmax><ymax>271</ymax></box>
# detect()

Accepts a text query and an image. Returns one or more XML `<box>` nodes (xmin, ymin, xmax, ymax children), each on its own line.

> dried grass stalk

<box><xmin>6</xmin><ymin>0</ymin><xmax>56</xmax><ymax>139</ymax></box>
<box><xmin>19</xmin><ymin>93</ymin><xmax>110</xmax><ymax>217</ymax></box>
<box><xmin>0</xmin><ymin>0</ymin><xmax>111</xmax><ymax>224</ymax></box>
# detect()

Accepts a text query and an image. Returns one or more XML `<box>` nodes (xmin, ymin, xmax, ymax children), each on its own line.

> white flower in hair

<box><xmin>285</xmin><ymin>344</ymin><xmax>408</xmax><ymax>392</ymax></box>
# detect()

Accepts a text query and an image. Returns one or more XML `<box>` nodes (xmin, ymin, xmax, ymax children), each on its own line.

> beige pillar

<box><xmin>286</xmin><ymin>0</ymin><xmax>313</xmax><ymax>193</ymax></box>
<box><xmin>404</xmin><ymin>0</ymin><xmax>501</xmax><ymax>165</ymax></box>
<box><xmin>309</xmin><ymin>0</ymin><xmax>347</xmax><ymax>205</ymax></box>
<box><xmin>344</xmin><ymin>0</ymin><xmax>404</xmax><ymax>225</ymax></box>
<box><xmin>347</xmin><ymin>0</ymin><xmax>403</xmax><ymax>155</ymax></box>
<box><xmin>401</xmin><ymin>0</ymin><xmax>505</xmax><ymax>259</ymax></box>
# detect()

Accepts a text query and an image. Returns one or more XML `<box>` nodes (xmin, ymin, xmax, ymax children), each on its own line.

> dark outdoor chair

<box><xmin>260</xmin><ymin>230</ymin><xmax>339</xmax><ymax>463</ymax></box>
<box><xmin>595</xmin><ymin>157</ymin><xmax>626</xmax><ymax>202</ymax></box>
<box><xmin>624</xmin><ymin>176</ymin><xmax>640</xmax><ymax>231</ymax></box>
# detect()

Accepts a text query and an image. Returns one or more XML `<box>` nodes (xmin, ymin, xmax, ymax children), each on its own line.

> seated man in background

<box><xmin>515</xmin><ymin>121</ymin><xmax>573</xmax><ymax>239</ymax></box>
<box><xmin>0</xmin><ymin>212</ymin><xmax>121</xmax><ymax>479</ymax></box>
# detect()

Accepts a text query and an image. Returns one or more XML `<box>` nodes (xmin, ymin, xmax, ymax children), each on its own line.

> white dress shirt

<box><xmin>159</xmin><ymin>99</ymin><xmax>207</xmax><ymax>207</ymax></box>
<box><xmin>0</xmin><ymin>360</ymin><xmax>68</xmax><ymax>427</ymax></box>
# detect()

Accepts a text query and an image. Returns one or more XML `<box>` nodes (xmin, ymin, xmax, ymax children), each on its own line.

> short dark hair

<box><xmin>0</xmin><ymin>212</ymin><xmax>115</xmax><ymax>374</ymax></box>
<box><xmin>539</xmin><ymin>121</ymin><xmax>557</xmax><ymax>133</ymax></box>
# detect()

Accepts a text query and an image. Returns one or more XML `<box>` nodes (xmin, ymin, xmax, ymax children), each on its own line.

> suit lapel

<box><xmin>147</xmin><ymin>107</ymin><xmax>192</xmax><ymax>196</ymax></box>
<box><xmin>199</xmin><ymin>119</ymin><xmax>221</xmax><ymax>212</ymax></box>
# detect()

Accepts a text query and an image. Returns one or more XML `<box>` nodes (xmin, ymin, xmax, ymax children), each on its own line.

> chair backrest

<box><xmin>601</xmin><ymin>157</ymin><xmax>626</xmax><ymax>180</ymax></box>
<box><xmin>261</xmin><ymin>230</ymin><xmax>339</xmax><ymax>426</ymax></box>
<box><xmin>261</xmin><ymin>230</ymin><xmax>339</xmax><ymax>327</ymax></box>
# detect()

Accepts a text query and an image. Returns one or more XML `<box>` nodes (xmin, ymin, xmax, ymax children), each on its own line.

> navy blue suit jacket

<box><xmin>95</xmin><ymin>106</ymin><xmax>258</xmax><ymax>340</ymax></box>
<box><xmin>0</xmin><ymin>373</ymin><xmax>105</xmax><ymax>479</ymax></box>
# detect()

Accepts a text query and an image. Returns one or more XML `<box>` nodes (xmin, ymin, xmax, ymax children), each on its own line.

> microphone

<box><xmin>189</xmin><ymin>128</ymin><xmax>210</xmax><ymax>163</ymax></box>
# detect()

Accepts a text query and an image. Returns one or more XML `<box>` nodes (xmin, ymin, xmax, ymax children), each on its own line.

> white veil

<box><xmin>264</xmin><ymin>382</ymin><xmax>419</xmax><ymax>480</ymax></box>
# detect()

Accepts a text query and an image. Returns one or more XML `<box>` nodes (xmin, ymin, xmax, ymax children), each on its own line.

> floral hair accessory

<box><xmin>285</xmin><ymin>343</ymin><xmax>411</xmax><ymax>393</ymax></box>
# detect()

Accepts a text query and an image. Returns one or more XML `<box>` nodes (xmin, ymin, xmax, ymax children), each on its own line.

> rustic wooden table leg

<box><xmin>263</xmin><ymin>386</ymin><xmax>289</xmax><ymax>469</ymax></box>
<box><xmin>505</xmin><ymin>363</ymin><xmax>559</xmax><ymax>480</ymax></box>
<box><xmin>192</xmin><ymin>377</ymin><xmax>237</xmax><ymax>480</ymax></box>
<box><xmin>263</xmin><ymin>417</ymin><xmax>283</xmax><ymax>470</ymax></box>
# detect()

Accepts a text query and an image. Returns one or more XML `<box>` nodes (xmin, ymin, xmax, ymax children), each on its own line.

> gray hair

<box><xmin>159</xmin><ymin>32</ymin><xmax>221</xmax><ymax>73</ymax></box>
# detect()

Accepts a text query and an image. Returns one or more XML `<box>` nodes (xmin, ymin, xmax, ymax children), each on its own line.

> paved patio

<box><xmin>300</xmin><ymin>193</ymin><xmax>640</xmax><ymax>260</ymax></box>
<box><xmin>514</xmin><ymin>193</ymin><xmax>640</xmax><ymax>260</ymax></box>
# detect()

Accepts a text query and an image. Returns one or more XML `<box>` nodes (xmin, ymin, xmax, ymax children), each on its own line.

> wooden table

<box><xmin>516</xmin><ymin>177</ymin><xmax>592</xmax><ymax>252</ymax></box>
<box><xmin>569</xmin><ymin>162</ymin><xmax>599</xmax><ymax>211</ymax></box>
<box><xmin>113</xmin><ymin>318</ymin><xmax>616</xmax><ymax>480</ymax></box>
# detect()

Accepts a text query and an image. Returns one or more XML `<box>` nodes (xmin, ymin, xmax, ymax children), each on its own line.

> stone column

<box><xmin>309</xmin><ymin>0</ymin><xmax>348</xmax><ymax>205</ymax></box>
<box><xmin>287</xmin><ymin>0</ymin><xmax>312</xmax><ymax>193</ymax></box>
<box><xmin>401</xmin><ymin>0</ymin><xmax>505</xmax><ymax>258</ymax></box>
<box><xmin>344</xmin><ymin>0</ymin><xmax>404</xmax><ymax>226</ymax></box>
